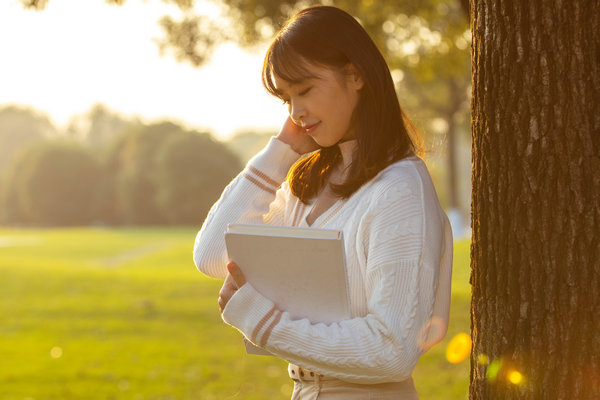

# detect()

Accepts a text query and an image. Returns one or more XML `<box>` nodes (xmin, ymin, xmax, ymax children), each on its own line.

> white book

<box><xmin>225</xmin><ymin>223</ymin><xmax>351</xmax><ymax>355</ymax></box>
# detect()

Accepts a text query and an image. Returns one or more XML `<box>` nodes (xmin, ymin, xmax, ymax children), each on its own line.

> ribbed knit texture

<box><xmin>194</xmin><ymin>137</ymin><xmax>453</xmax><ymax>384</ymax></box>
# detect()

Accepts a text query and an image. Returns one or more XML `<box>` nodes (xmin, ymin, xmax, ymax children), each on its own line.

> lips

<box><xmin>303</xmin><ymin>122</ymin><xmax>320</xmax><ymax>133</ymax></box>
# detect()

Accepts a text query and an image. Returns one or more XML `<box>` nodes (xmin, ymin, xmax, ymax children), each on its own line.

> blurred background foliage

<box><xmin>0</xmin><ymin>105</ymin><xmax>242</xmax><ymax>226</ymax></box>
<box><xmin>7</xmin><ymin>0</ymin><xmax>472</xmax><ymax>228</ymax></box>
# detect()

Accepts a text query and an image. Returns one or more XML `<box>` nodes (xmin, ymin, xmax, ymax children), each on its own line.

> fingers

<box><xmin>218</xmin><ymin>273</ymin><xmax>237</xmax><ymax>313</ymax></box>
<box><xmin>281</xmin><ymin>115</ymin><xmax>304</xmax><ymax>135</ymax></box>
<box><xmin>218</xmin><ymin>294</ymin><xmax>227</xmax><ymax>313</ymax></box>
<box><xmin>227</xmin><ymin>261</ymin><xmax>247</xmax><ymax>288</ymax></box>
<box><xmin>276</xmin><ymin>116</ymin><xmax>320</xmax><ymax>154</ymax></box>
<box><xmin>223</xmin><ymin>269</ymin><xmax>237</xmax><ymax>289</ymax></box>
<box><xmin>218</xmin><ymin>262</ymin><xmax>248</xmax><ymax>314</ymax></box>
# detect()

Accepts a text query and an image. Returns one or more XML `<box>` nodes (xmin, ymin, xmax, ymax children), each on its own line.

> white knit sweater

<box><xmin>193</xmin><ymin>137</ymin><xmax>453</xmax><ymax>384</ymax></box>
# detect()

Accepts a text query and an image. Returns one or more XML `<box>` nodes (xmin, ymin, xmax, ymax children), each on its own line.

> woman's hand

<box><xmin>218</xmin><ymin>261</ymin><xmax>247</xmax><ymax>313</ymax></box>
<box><xmin>276</xmin><ymin>116</ymin><xmax>320</xmax><ymax>154</ymax></box>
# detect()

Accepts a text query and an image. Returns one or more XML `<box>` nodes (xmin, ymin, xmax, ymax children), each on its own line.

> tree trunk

<box><xmin>469</xmin><ymin>1</ymin><xmax>600</xmax><ymax>399</ymax></box>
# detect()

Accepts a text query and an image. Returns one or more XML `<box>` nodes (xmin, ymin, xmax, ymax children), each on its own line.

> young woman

<box><xmin>194</xmin><ymin>5</ymin><xmax>452</xmax><ymax>399</ymax></box>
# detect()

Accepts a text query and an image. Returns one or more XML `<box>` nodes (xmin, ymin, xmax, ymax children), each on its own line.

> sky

<box><xmin>0</xmin><ymin>0</ymin><xmax>285</xmax><ymax>139</ymax></box>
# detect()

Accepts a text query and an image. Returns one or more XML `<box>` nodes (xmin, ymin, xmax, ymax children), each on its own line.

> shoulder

<box><xmin>355</xmin><ymin>158</ymin><xmax>430</xmax><ymax>260</ymax></box>
<box><xmin>379</xmin><ymin>156</ymin><xmax>426</xmax><ymax>181</ymax></box>
<box><xmin>366</xmin><ymin>156</ymin><xmax>427</xmax><ymax>204</ymax></box>
<box><xmin>362</xmin><ymin>157</ymin><xmax>447</xmax><ymax>237</ymax></box>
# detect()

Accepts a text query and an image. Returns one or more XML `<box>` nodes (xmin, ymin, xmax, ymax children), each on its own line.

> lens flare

<box><xmin>445</xmin><ymin>333</ymin><xmax>471</xmax><ymax>364</ymax></box>
<box><xmin>508</xmin><ymin>369</ymin><xmax>524</xmax><ymax>385</ymax></box>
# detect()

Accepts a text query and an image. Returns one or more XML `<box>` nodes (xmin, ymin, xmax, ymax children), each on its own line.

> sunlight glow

<box><xmin>0</xmin><ymin>0</ymin><xmax>283</xmax><ymax>139</ymax></box>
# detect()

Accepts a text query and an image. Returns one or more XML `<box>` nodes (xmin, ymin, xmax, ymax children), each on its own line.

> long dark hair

<box><xmin>262</xmin><ymin>5</ymin><xmax>420</xmax><ymax>202</ymax></box>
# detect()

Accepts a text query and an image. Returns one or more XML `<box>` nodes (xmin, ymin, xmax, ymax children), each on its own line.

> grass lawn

<box><xmin>0</xmin><ymin>227</ymin><xmax>470</xmax><ymax>399</ymax></box>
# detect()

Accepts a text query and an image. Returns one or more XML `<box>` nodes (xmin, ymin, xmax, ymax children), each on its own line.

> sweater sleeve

<box><xmin>193</xmin><ymin>137</ymin><xmax>301</xmax><ymax>279</ymax></box>
<box><xmin>222</xmin><ymin>163</ymin><xmax>451</xmax><ymax>384</ymax></box>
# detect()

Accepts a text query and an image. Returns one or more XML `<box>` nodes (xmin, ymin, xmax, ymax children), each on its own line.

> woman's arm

<box><xmin>221</xmin><ymin>163</ymin><xmax>453</xmax><ymax>383</ymax></box>
<box><xmin>193</xmin><ymin>137</ymin><xmax>301</xmax><ymax>279</ymax></box>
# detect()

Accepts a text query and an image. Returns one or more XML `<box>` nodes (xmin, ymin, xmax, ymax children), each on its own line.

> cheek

<box><xmin>337</xmin><ymin>97</ymin><xmax>358</xmax><ymax>125</ymax></box>
<box><xmin>337</xmin><ymin>85</ymin><xmax>359</xmax><ymax>109</ymax></box>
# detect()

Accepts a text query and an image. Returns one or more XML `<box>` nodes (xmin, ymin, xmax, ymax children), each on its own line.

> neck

<box><xmin>337</xmin><ymin>139</ymin><xmax>358</xmax><ymax>170</ymax></box>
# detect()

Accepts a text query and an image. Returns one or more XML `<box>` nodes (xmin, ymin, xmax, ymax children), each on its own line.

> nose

<box><xmin>289</xmin><ymin>100</ymin><xmax>307</xmax><ymax>126</ymax></box>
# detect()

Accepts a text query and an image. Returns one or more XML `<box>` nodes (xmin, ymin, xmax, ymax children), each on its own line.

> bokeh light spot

<box><xmin>50</xmin><ymin>346</ymin><xmax>63</xmax><ymax>359</ymax></box>
<box><xmin>508</xmin><ymin>369</ymin><xmax>524</xmax><ymax>385</ymax></box>
<box><xmin>486</xmin><ymin>358</ymin><xmax>502</xmax><ymax>381</ymax></box>
<box><xmin>477</xmin><ymin>353</ymin><xmax>489</xmax><ymax>365</ymax></box>
<box><xmin>445</xmin><ymin>333</ymin><xmax>471</xmax><ymax>364</ymax></box>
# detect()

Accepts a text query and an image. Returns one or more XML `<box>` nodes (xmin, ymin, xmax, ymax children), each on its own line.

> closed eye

<box><xmin>280</xmin><ymin>86</ymin><xmax>312</xmax><ymax>105</ymax></box>
<box><xmin>299</xmin><ymin>87</ymin><xmax>312</xmax><ymax>96</ymax></box>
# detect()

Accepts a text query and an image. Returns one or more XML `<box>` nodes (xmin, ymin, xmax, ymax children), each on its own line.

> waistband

<box><xmin>288</xmin><ymin>364</ymin><xmax>418</xmax><ymax>392</ymax></box>
<box><xmin>288</xmin><ymin>364</ymin><xmax>334</xmax><ymax>382</ymax></box>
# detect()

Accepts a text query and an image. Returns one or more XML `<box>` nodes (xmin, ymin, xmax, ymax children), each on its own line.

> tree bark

<box><xmin>469</xmin><ymin>1</ymin><xmax>600</xmax><ymax>399</ymax></box>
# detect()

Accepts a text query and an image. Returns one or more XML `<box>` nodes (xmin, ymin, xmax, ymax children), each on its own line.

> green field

<box><xmin>0</xmin><ymin>228</ymin><xmax>470</xmax><ymax>399</ymax></box>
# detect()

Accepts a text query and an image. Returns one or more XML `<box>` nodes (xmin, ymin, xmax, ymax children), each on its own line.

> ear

<box><xmin>345</xmin><ymin>63</ymin><xmax>364</xmax><ymax>90</ymax></box>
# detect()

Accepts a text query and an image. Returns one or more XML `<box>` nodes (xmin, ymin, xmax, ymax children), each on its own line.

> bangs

<box><xmin>262</xmin><ymin>39</ymin><xmax>318</xmax><ymax>99</ymax></box>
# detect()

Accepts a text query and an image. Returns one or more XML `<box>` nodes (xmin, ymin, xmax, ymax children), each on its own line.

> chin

<box><xmin>312</xmin><ymin>137</ymin><xmax>337</xmax><ymax>148</ymax></box>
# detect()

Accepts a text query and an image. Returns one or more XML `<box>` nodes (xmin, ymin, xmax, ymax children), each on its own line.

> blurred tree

<box><xmin>156</xmin><ymin>131</ymin><xmax>242</xmax><ymax>225</ymax></box>
<box><xmin>0</xmin><ymin>166</ymin><xmax>26</xmax><ymax>225</ymax></box>
<box><xmin>20</xmin><ymin>0</ymin><xmax>49</xmax><ymax>9</ymax></box>
<box><xmin>65</xmin><ymin>104</ymin><xmax>135</xmax><ymax>150</ymax></box>
<box><xmin>2</xmin><ymin>141</ymin><xmax>100</xmax><ymax>226</ymax></box>
<box><xmin>225</xmin><ymin>131</ymin><xmax>272</xmax><ymax>164</ymax></box>
<box><xmin>470</xmin><ymin>1</ymin><xmax>599</xmax><ymax>399</ymax></box>
<box><xmin>0</xmin><ymin>106</ymin><xmax>57</xmax><ymax>175</ymax></box>
<box><xmin>114</xmin><ymin>121</ymin><xmax>185</xmax><ymax>225</ymax></box>
<box><xmin>92</xmin><ymin>123</ymin><xmax>143</xmax><ymax>225</ymax></box>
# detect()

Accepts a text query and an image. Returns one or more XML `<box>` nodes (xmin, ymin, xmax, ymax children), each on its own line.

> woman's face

<box><xmin>274</xmin><ymin>62</ymin><xmax>363</xmax><ymax>148</ymax></box>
